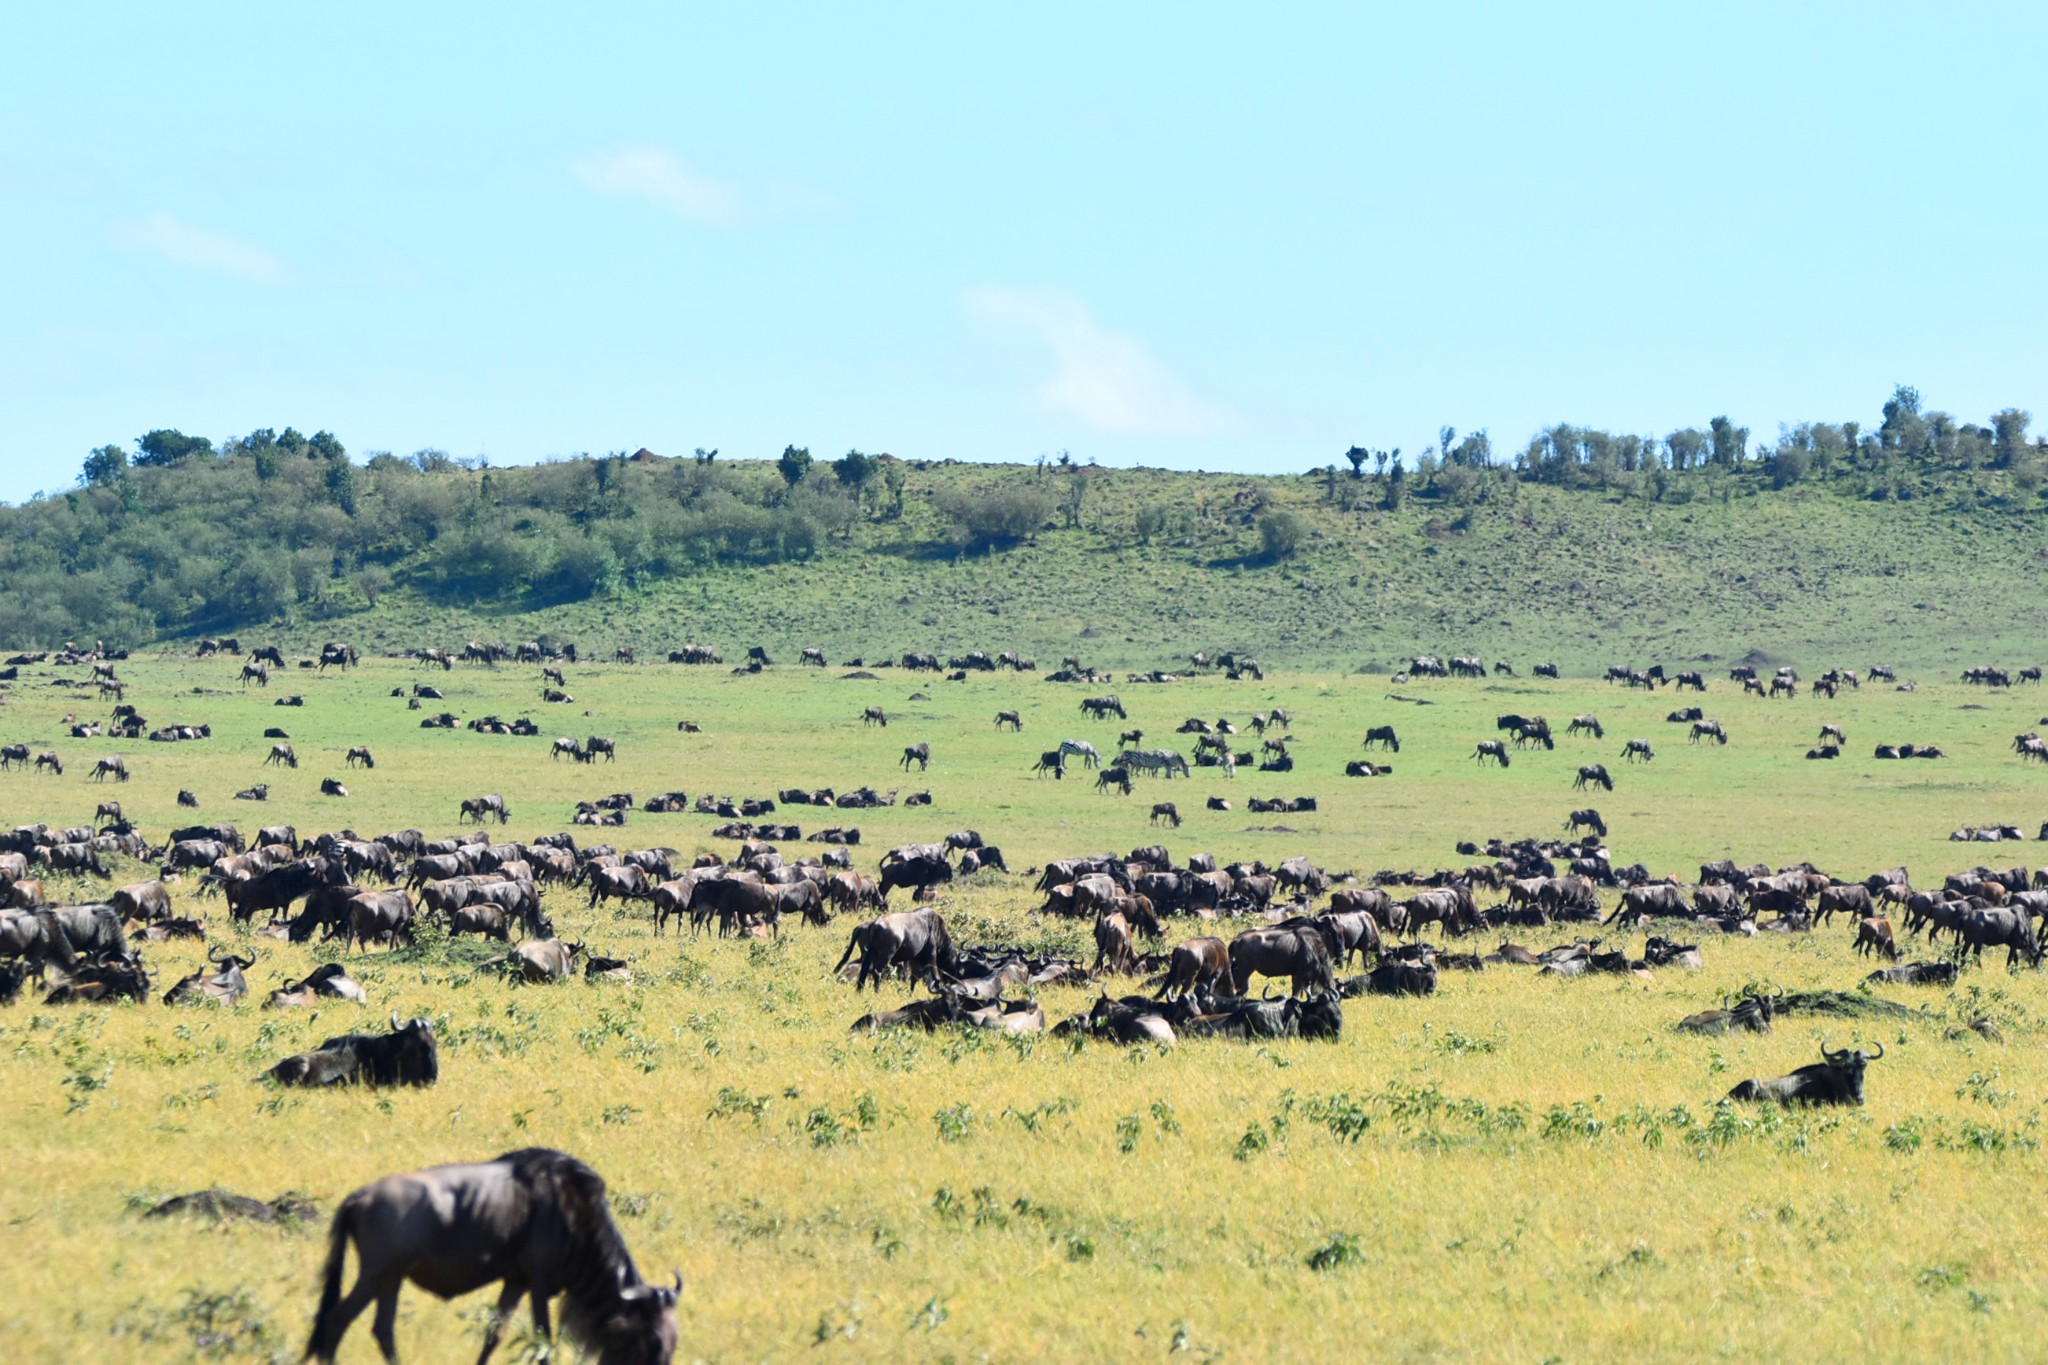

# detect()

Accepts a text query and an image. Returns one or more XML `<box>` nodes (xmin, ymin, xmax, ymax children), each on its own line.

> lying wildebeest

<box><xmin>304</xmin><ymin>1146</ymin><xmax>679</xmax><ymax>1365</ymax></box>
<box><xmin>1727</xmin><ymin>1041</ymin><xmax>1881</xmax><ymax>1106</ymax></box>
<box><xmin>270</xmin><ymin>1013</ymin><xmax>439</xmax><ymax>1089</ymax></box>
<box><xmin>162</xmin><ymin>949</ymin><xmax>256</xmax><ymax>1006</ymax></box>
<box><xmin>1677</xmin><ymin>985</ymin><xmax>1782</xmax><ymax>1033</ymax></box>
<box><xmin>266</xmin><ymin>962</ymin><xmax>368</xmax><ymax>1007</ymax></box>
<box><xmin>836</xmin><ymin>908</ymin><xmax>955</xmax><ymax>992</ymax></box>
<box><xmin>1865</xmin><ymin>960</ymin><xmax>1959</xmax><ymax>987</ymax></box>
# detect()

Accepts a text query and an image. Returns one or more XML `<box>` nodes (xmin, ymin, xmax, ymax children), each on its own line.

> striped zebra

<box><xmin>1117</xmin><ymin>748</ymin><xmax>1190</xmax><ymax>779</ymax></box>
<box><xmin>1058</xmin><ymin>739</ymin><xmax>1102</xmax><ymax>769</ymax></box>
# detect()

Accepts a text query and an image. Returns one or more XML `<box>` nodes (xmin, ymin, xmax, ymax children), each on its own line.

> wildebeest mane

<box><xmin>498</xmin><ymin>1148</ymin><xmax>645</xmax><ymax>1347</ymax></box>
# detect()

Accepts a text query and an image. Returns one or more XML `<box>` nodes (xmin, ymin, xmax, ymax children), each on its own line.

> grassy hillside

<box><xmin>9</xmin><ymin>441</ymin><xmax>2046</xmax><ymax>672</ymax></box>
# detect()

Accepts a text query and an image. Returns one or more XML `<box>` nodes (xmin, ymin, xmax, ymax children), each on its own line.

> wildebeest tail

<box><xmin>304</xmin><ymin>1198</ymin><xmax>354</xmax><ymax>1361</ymax></box>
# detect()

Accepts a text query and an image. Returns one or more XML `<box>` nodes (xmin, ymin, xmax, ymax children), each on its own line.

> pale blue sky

<box><xmin>3</xmin><ymin>2</ymin><xmax>2043</xmax><ymax>501</ymax></box>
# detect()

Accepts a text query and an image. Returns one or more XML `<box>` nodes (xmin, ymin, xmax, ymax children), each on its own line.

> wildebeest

<box><xmin>163</xmin><ymin>949</ymin><xmax>255</xmax><ymax>1006</ymax></box>
<box><xmin>1362</xmin><ymin>726</ymin><xmax>1400</xmax><ymax>753</ymax></box>
<box><xmin>862</xmin><ymin>706</ymin><xmax>887</xmax><ymax>727</ymax></box>
<box><xmin>836</xmin><ymin>908</ymin><xmax>956</xmax><ymax>991</ymax></box>
<box><xmin>1227</xmin><ymin>926</ymin><xmax>1336</xmax><ymax>996</ymax></box>
<box><xmin>900</xmin><ymin>743</ymin><xmax>930</xmax><ymax>771</ymax></box>
<box><xmin>270</xmin><ymin>1013</ymin><xmax>439</xmax><ymax>1088</ymax></box>
<box><xmin>266</xmin><ymin>742</ymin><xmax>298</xmax><ymax>768</ymax></box>
<box><xmin>514</xmin><ymin>938</ymin><xmax>584</xmax><ymax>982</ymax></box>
<box><xmin>878</xmin><ymin>854</ymin><xmax>953</xmax><ymax>903</ymax></box>
<box><xmin>1688</xmin><ymin>720</ymin><xmax>1727</xmax><ymax>745</ymax></box>
<box><xmin>1573</xmin><ymin>764</ymin><xmax>1613</xmax><ymax>792</ymax></box>
<box><xmin>1471</xmin><ymin>740</ymin><xmax>1509</xmax><ymax>768</ymax></box>
<box><xmin>1953</xmin><ymin>906</ymin><xmax>2042</xmax><ymax>967</ymax></box>
<box><xmin>1564</xmin><ymin>808</ymin><xmax>1606</xmax><ymax>838</ymax></box>
<box><xmin>1620</xmin><ymin>738</ymin><xmax>1654</xmax><ymax>763</ymax></box>
<box><xmin>1853</xmin><ymin>916</ymin><xmax>1900</xmax><ymax>960</ymax></box>
<box><xmin>322</xmin><ymin>778</ymin><xmax>349</xmax><ymax>798</ymax></box>
<box><xmin>1150</xmin><ymin>802</ymin><xmax>1181</xmax><ymax>828</ymax></box>
<box><xmin>34</xmin><ymin>752</ymin><xmax>62</xmax><ymax>775</ymax></box>
<box><xmin>1096</xmin><ymin>767</ymin><xmax>1132</xmax><ymax>795</ymax></box>
<box><xmin>90</xmin><ymin>755</ymin><xmax>129</xmax><ymax>782</ymax></box>
<box><xmin>459</xmin><ymin>793</ymin><xmax>511</xmax><ymax>825</ymax></box>
<box><xmin>345</xmin><ymin>890</ymin><xmax>415</xmax><ymax>951</ymax></box>
<box><xmin>1865</xmin><ymin>960</ymin><xmax>1958</xmax><ymax>987</ymax></box>
<box><xmin>266</xmin><ymin>962</ymin><xmax>368</xmax><ymax>1007</ymax></box>
<box><xmin>1155</xmin><ymin>936</ymin><xmax>1230</xmax><ymax>999</ymax></box>
<box><xmin>1727</xmin><ymin>1042</ymin><xmax>1881</xmax><ymax>1105</ymax></box>
<box><xmin>303</xmin><ymin>1147</ymin><xmax>679</xmax><ymax>1365</ymax></box>
<box><xmin>1676</xmin><ymin>985</ymin><xmax>1782</xmax><ymax>1033</ymax></box>
<box><xmin>994</xmin><ymin>710</ymin><xmax>1022</xmax><ymax>731</ymax></box>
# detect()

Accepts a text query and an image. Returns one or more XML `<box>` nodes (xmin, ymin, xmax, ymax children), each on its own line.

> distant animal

<box><xmin>1362</xmin><ymin>726</ymin><xmax>1400</xmax><ymax>753</ymax></box>
<box><xmin>89</xmin><ymin>755</ymin><xmax>129</xmax><ymax>782</ymax></box>
<box><xmin>1567</xmin><ymin>715</ymin><xmax>1603</xmax><ymax>739</ymax></box>
<box><xmin>266</xmin><ymin>743</ymin><xmax>298</xmax><ymax>768</ymax></box>
<box><xmin>1574</xmin><ymin>764</ymin><xmax>1613</xmax><ymax>791</ymax></box>
<box><xmin>1150</xmin><ymin>802</ymin><xmax>1181</xmax><ymax>828</ymax></box>
<box><xmin>1471</xmin><ymin>740</ymin><xmax>1509</xmax><ymax>768</ymax></box>
<box><xmin>1564</xmin><ymin>808</ymin><xmax>1606</xmax><ymax>838</ymax></box>
<box><xmin>862</xmin><ymin>707</ymin><xmax>887</xmax><ymax>727</ymax></box>
<box><xmin>994</xmin><ymin>710</ymin><xmax>1022</xmax><ymax>731</ymax></box>
<box><xmin>1620</xmin><ymin>739</ymin><xmax>1654</xmax><ymax>762</ymax></box>
<box><xmin>900</xmin><ymin>743</ymin><xmax>930</xmax><ymax>772</ymax></box>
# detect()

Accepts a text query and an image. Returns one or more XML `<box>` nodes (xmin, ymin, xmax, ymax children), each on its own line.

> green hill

<box><xmin>7</xmin><ymin>405</ymin><xmax>2045</xmax><ymax>672</ymax></box>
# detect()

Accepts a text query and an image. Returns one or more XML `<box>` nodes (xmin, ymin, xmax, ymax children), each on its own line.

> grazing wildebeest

<box><xmin>586</xmin><ymin>864</ymin><xmax>651</xmax><ymax>911</ymax></box>
<box><xmin>1362</xmin><ymin>726</ymin><xmax>1400</xmax><ymax>753</ymax></box>
<box><xmin>878</xmin><ymin>854</ymin><xmax>952</xmax><ymax>903</ymax></box>
<box><xmin>1150</xmin><ymin>802</ymin><xmax>1181</xmax><ymax>828</ymax></box>
<box><xmin>994</xmin><ymin>710</ymin><xmax>1022</xmax><ymax>731</ymax></box>
<box><xmin>90</xmin><ymin>755</ymin><xmax>129</xmax><ymax>782</ymax></box>
<box><xmin>1688</xmin><ymin>720</ymin><xmax>1727</xmax><ymax>746</ymax></box>
<box><xmin>266</xmin><ymin>743</ymin><xmax>298</xmax><ymax>768</ymax></box>
<box><xmin>1853</xmin><ymin>916</ymin><xmax>1900</xmax><ymax>960</ymax></box>
<box><xmin>836</xmin><ymin>908</ymin><xmax>956</xmax><ymax>991</ymax></box>
<box><xmin>1620</xmin><ymin>738</ymin><xmax>1654</xmax><ymax>763</ymax></box>
<box><xmin>862</xmin><ymin>706</ymin><xmax>887</xmax><ymax>727</ymax></box>
<box><xmin>1954</xmin><ymin>906</ymin><xmax>2042</xmax><ymax>967</ymax></box>
<box><xmin>34</xmin><ymin>752</ymin><xmax>61</xmax><ymax>774</ymax></box>
<box><xmin>551</xmin><ymin>738</ymin><xmax>585</xmax><ymax>762</ymax></box>
<box><xmin>459</xmin><ymin>794</ymin><xmax>511</xmax><ymax>825</ymax></box>
<box><xmin>899</xmin><ymin>743</ymin><xmax>930</xmax><ymax>772</ymax></box>
<box><xmin>1155</xmin><ymin>936</ymin><xmax>1230</xmax><ymax>999</ymax></box>
<box><xmin>1564</xmin><ymin>808</ymin><xmax>1606</xmax><ymax>838</ymax></box>
<box><xmin>1118</xmin><ymin>728</ymin><xmax>1144</xmax><ymax>749</ymax></box>
<box><xmin>1080</xmin><ymin>694</ymin><xmax>1127</xmax><ymax>720</ymax></box>
<box><xmin>1567</xmin><ymin>714</ymin><xmax>1603</xmax><ymax>739</ymax></box>
<box><xmin>240</xmin><ymin>662</ymin><xmax>270</xmax><ymax>688</ymax></box>
<box><xmin>304</xmin><ymin>1146</ymin><xmax>681</xmax><ymax>1365</ymax></box>
<box><xmin>1032</xmin><ymin>749</ymin><xmax>1065</xmax><ymax>779</ymax></box>
<box><xmin>341</xmin><ymin>746</ymin><xmax>375</xmax><ymax>769</ymax></box>
<box><xmin>345</xmin><ymin>890</ymin><xmax>415</xmax><ymax>951</ymax></box>
<box><xmin>800</xmin><ymin>647</ymin><xmax>827</xmax><ymax>667</ymax></box>
<box><xmin>584</xmin><ymin>736</ymin><xmax>617</xmax><ymax>763</ymax></box>
<box><xmin>1471</xmin><ymin>740</ymin><xmax>1510</xmax><ymax>768</ymax></box>
<box><xmin>1727</xmin><ymin>1042</ymin><xmax>1881</xmax><ymax>1105</ymax></box>
<box><xmin>1227</xmin><ymin>926</ymin><xmax>1336</xmax><ymax>996</ymax></box>
<box><xmin>1096</xmin><ymin>767</ymin><xmax>1132</xmax><ymax>795</ymax></box>
<box><xmin>1819</xmin><ymin>724</ymin><xmax>1846</xmax><ymax>747</ymax></box>
<box><xmin>0</xmin><ymin>743</ymin><xmax>28</xmax><ymax>770</ymax></box>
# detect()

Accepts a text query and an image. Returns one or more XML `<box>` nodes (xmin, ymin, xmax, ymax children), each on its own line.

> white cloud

<box><xmin>114</xmin><ymin>212</ymin><xmax>286</xmax><ymax>284</ymax></box>
<box><xmin>573</xmin><ymin>146</ymin><xmax>746</xmax><ymax>226</ymax></box>
<box><xmin>966</xmin><ymin>286</ymin><xmax>1238</xmax><ymax>437</ymax></box>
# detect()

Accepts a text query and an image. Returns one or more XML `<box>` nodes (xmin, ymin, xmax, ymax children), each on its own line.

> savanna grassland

<box><xmin>4</xmin><ymin>651</ymin><xmax>2048</xmax><ymax>1363</ymax></box>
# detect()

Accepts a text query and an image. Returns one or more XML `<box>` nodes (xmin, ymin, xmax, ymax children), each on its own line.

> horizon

<box><xmin>5</xmin><ymin>3</ymin><xmax>2044</xmax><ymax>505</ymax></box>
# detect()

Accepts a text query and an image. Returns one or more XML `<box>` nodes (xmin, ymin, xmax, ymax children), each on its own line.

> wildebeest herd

<box><xmin>4</xmin><ymin>636</ymin><xmax>2048</xmax><ymax>1357</ymax></box>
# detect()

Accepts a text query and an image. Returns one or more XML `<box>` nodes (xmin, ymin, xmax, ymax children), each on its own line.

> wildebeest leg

<box><xmin>475</xmin><ymin>1279</ymin><xmax>527</xmax><ymax>1365</ymax></box>
<box><xmin>371</xmin><ymin>1284</ymin><xmax>403</xmax><ymax>1362</ymax></box>
<box><xmin>527</xmin><ymin>1286</ymin><xmax>554</xmax><ymax>1352</ymax></box>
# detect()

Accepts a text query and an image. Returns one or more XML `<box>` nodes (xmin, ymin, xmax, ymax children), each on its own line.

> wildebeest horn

<box><xmin>1866</xmin><ymin>1040</ymin><xmax>1884</xmax><ymax>1060</ymax></box>
<box><xmin>671</xmin><ymin>1270</ymin><xmax>683</xmax><ymax>1293</ymax></box>
<box><xmin>390</xmin><ymin>1010</ymin><xmax>402</xmax><ymax>1031</ymax></box>
<box><xmin>1821</xmin><ymin>1039</ymin><xmax>1841</xmax><ymax>1060</ymax></box>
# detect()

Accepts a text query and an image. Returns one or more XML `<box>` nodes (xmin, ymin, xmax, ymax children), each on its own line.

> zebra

<box><xmin>1058</xmin><ymin>739</ymin><xmax>1102</xmax><ymax>770</ymax></box>
<box><xmin>1119</xmin><ymin>748</ymin><xmax>1191</xmax><ymax>779</ymax></box>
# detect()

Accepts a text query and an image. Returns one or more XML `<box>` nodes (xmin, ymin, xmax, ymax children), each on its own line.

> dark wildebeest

<box><xmin>1727</xmin><ymin>1042</ymin><xmax>1882</xmax><ymax>1105</ymax></box>
<box><xmin>585</xmin><ymin>736</ymin><xmax>617</xmax><ymax>763</ymax></box>
<box><xmin>1564</xmin><ymin>808</ymin><xmax>1606</xmax><ymax>838</ymax></box>
<box><xmin>270</xmin><ymin>1013</ymin><xmax>439</xmax><ymax>1088</ymax></box>
<box><xmin>1620</xmin><ymin>738</ymin><xmax>1654</xmax><ymax>763</ymax></box>
<box><xmin>1865</xmin><ymin>961</ymin><xmax>1959</xmax><ymax>987</ymax></box>
<box><xmin>1954</xmin><ymin>906</ymin><xmax>2043</xmax><ymax>967</ymax></box>
<box><xmin>862</xmin><ymin>706</ymin><xmax>887</xmax><ymax>727</ymax></box>
<box><xmin>1567</xmin><ymin>714</ymin><xmax>1603</xmax><ymax>739</ymax></box>
<box><xmin>900</xmin><ymin>742</ymin><xmax>930</xmax><ymax>772</ymax></box>
<box><xmin>1362</xmin><ymin>726</ymin><xmax>1399</xmax><ymax>753</ymax></box>
<box><xmin>1676</xmin><ymin>985</ymin><xmax>1781</xmax><ymax>1033</ymax></box>
<box><xmin>346</xmin><ymin>746</ymin><xmax>376</xmax><ymax>768</ymax></box>
<box><xmin>878</xmin><ymin>854</ymin><xmax>953</xmax><ymax>903</ymax></box>
<box><xmin>266</xmin><ymin>742</ymin><xmax>298</xmax><ymax>768</ymax></box>
<box><xmin>304</xmin><ymin>1146</ymin><xmax>681</xmax><ymax>1365</ymax></box>
<box><xmin>1574</xmin><ymin>764</ymin><xmax>1614</xmax><ymax>791</ymax></box>
<box><xmin>90</xmin><ymin>755</ymin><xmax>130</xmax><ymax>782</ymax></box>
<box><xmin>836</xmin><ymin>908</ymin><xmax>956</xmax><ymax>991</ymax></box>
<box><xmin>994</xmin><ymin>710</ymin><xmax>1022</xmax><ymax>731</ymax></box>
<box><xmin>1150</xmin><ymin>802</ymin><xmax>1181</xmax><ymax>828</ymax></box>
<box><xmin>345</xmin><ymin>890</ymin><xmax>415</xmax><ymax>951</ymax></box>
<box><xmin>162</xmin><ymin>949</ymin><xmax>255</xmax><ymax>1006</ymax></box>
<box><xmin>1032</xmin><ymin>749</ymin><xmax>1065</xmax><ymax>779</ymax></box>
<box><xmin>1227</xmin><ymin>926</ymin><xmax>1336</xmax><ymax>996</ymax></box>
